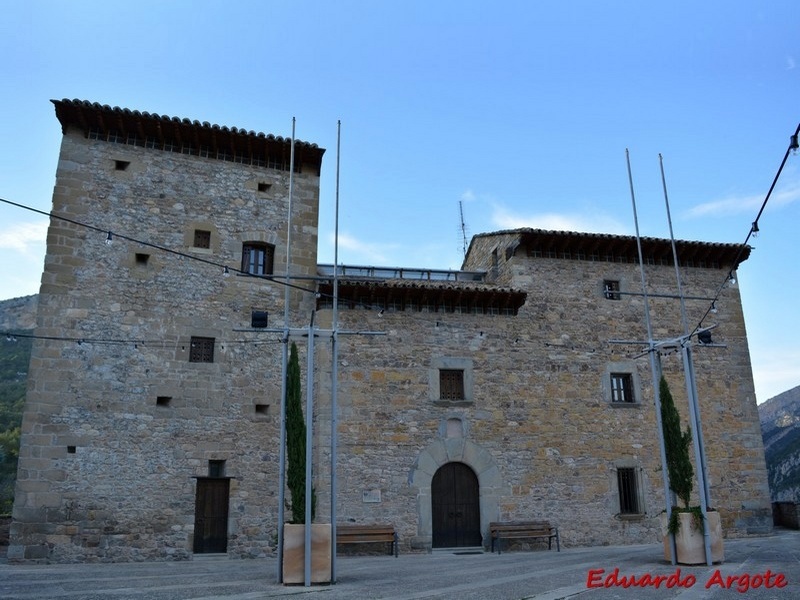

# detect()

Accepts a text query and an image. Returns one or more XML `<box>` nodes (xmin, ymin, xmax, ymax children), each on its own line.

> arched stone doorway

<box><xmin>432</xmin><ymin>462</ymin><xmax>481</xmax><ymax>548</ymax></box>
<box><xmin>409</xmin><ymin>434</ymin><xmax>505</xmax><ymax>551</ymax></box>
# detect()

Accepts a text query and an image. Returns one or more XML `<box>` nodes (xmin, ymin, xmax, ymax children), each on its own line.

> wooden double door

<box><xmin>432</xmin><ymin>462</ymin><xmax>481</xmax><ymax>548</ymax></box>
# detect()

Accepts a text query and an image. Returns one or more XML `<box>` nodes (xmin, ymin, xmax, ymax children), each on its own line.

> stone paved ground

<box><xmin>1</xmin><ymin>529</ymin><xmax>798</xmax><ymax>599</ymax></box>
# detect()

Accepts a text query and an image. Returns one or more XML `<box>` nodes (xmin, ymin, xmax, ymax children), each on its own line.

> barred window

<box><xmin>610</xmin><ymin>373</ymin><xmax>635</xmax><ymax>403</ymax></box>
<box><xmin>439</xmin><ymin>369</ymin><xmax>465</xmax><ymax>401</ymax></box>
<box><xmin>193</xmin><ymin>230</ymin><xmax>211</xmax><ymax>249</ymax></box>
<box><xmin>189</xmin><ymin>337</ymin><xmax>215</xmax><ymax>363</ymax></box>
<box><xmin>242</xmin><ymin>243</ymin><xmax>275</xmax><ymax>275</ymax></box>
<box><xmin>617</xmin><ymin>467</ymin><xmax>641</xmax><ymax>514</ymax></box>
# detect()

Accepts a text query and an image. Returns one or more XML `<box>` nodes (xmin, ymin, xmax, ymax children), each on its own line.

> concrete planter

<box><xmin>282</xmin><ymin>523</ymin><xmax>332</xmax><ymax>585</ymax></box>
<box><xmin>661</xmin><ymin>510</ymin><xmax>724</xmax><ymax>565</ymax></box>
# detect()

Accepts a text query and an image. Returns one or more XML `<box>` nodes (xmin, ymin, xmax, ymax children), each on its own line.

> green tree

<box><xmin>286</xmin><ymin>342</ymin><xmax>315</xmax><ymax>523</ymax></box>
<box><xmin>660</xmin><ymin>375</ymin><xmax>694</xmax><ymax>508</ymax></box>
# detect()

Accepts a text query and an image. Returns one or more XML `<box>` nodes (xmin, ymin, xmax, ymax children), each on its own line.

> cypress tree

<box><xmin>286</xmin><ymin>342</ymin><xmax>315</xmax><ymax>523</ymax></box>
<box><xmin>660</xmin><ymin>375</ymin><xmax>694</xmax><ymax>509</ymax></box>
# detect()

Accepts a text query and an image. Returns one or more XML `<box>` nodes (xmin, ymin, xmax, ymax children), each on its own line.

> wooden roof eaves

<box><xmin>475</xmin><ymin>228</ymin><xmax>750</xmax><ymax>269</ymax></box>
<box><xmin>51</xmin><ymin>99</ymin><xmax>325</xmax><ymax>170</ymax></box>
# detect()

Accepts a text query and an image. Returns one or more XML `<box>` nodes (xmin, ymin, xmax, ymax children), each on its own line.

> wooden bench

<box><xmin>336</xmin><ymin>524</ymin><xmax>398</xmax><ymax>557</ymax></box>
<box><xmin>489</xmin><ymin>521</ymin><xmax>560</xmax><ymax>554</ymax></box>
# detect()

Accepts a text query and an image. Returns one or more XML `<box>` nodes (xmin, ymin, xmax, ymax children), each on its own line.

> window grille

<box><xmin>193</xmin><ymin>230</ymin><xmax>211</xmax><ymax>249</ymax></box>
<box><xmin>610</xmin><ymin>373</ymin><xmax>635</xmax><ymax>403</ymax></box>
<box><xmin>617</xmin><ymin>467</ymin><xmax>641</xmax><ymax>514</ymax></box>
<box><xmin>189</xmin><ymin>337</ymin><xmax>215</xmax><ymax>363</ymax></box>
<box><xmin>439</xmin><ymin>369</ymin><xmax>465</xmax><ymax>401</ymax></box>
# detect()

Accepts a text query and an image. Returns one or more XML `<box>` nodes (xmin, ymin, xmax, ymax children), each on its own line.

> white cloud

<box><xmin>460</xmin><ymin>189</ymin><xmax>476</xmax><ymax>203</ymax></box>
<box><xmin>490</xmin><ymin>205</ymin><xmax>629</xmax><ymax>235</ymax></box>
<box><xmin>325</xmin><ymin>231</ymin><xmax>400</xmax><ymax>265</ymax></box>
<box><xmin>0</xmin><ymin>220</ymin><xmax>48</xmax><ymax>254</ymax></box>
<box><xmin>787</xmin><ymin>56</ymin><xmax>796</xmax><ymax>70</ymax></box>
<box><xmin>686</xmin><ymin>181</ymin><xmax>800</xmax><ymax>219</ymax></box>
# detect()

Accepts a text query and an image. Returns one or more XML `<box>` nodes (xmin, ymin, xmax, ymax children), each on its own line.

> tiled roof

<box><xmin>51</xmin><ymin>99</ymin><xmax>325</xmax><ymax>173</ymax></box>
<box><xmin>468</xmin><ymin>228</ymin><xmax>751</xmax><ymax>268</ymax></box>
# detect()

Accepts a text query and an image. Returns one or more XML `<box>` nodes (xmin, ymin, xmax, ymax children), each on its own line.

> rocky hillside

<box><xmin>0</xmin><ymin>295</ymin><xmax>37</xmax><ymax>331</ymax></box>
<box><xmin>759</xmin><ymin>385</ymin><xmax>800</xmax><ymax>502</ymax></box>
<box><xmin>0</xmin><ymin>294</ymin><xmax>37</xmax><ymax>513</ymax></box>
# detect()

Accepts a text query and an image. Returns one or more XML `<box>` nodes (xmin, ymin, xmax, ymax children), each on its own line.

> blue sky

<box><xmin>0</xmin><ymin>1</ymin><xmax>798</xmax><ymax>403</ymax></box>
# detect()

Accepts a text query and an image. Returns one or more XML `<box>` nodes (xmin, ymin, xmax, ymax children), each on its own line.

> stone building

<box><xmin>9</xmin><ymin>100</ymin><xmax>771</xmax><ymax>562</ymax></box>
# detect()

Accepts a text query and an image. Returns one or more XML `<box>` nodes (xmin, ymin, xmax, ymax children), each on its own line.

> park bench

<box><xmin>489</xmin><ymin>521</ymin><xmax>560</xmax><ymax>554</ymax></box>
<box><xmin>336</xmin><ymin>524</ymin><xmax>398</xmax><ymax>557</ymax></box>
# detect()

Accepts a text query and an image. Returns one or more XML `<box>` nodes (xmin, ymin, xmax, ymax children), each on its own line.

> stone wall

<box><xmin>313</xmin><ymin>235</ymin><xmax>771</xmax><ymax>551</ymax></box>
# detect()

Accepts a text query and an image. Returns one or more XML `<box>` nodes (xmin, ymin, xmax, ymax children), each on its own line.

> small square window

<box><xmin>610</xmin><ymin>373</ymin><xmax>635</xmax><ymax>403</ymax></box>
<box><xmin>67</xmin><ymin>445</ymin><xmax>77</xmax><ymax>454</ymax></box>
<box><xmin>255</xmin><ymin>404</ymin><xmax>270</xmax><ymax>416</ymax></box>
<box><xmin>189</xmin><ymin>337</ymin><xmax>215</xmax><ymax>363</ymax></box>
<box><xmin>208</xmin><ymin>460</ymin><xmax>225</xmax><ymax>478</ymax></box>
<box><xmin>617</xmin><ymin>467</ymin><xmax>642</xmax><ymax>514</ymax></box>
<box><xmin>135</xmin><ymin>253</ymin><xmax>150</xmax><ymax>266</ymax></box>
<box><xmin>156</xmin><ymin>396</ymin><xmax>172</xmax><ymax>407</ymax></box>
<box><xmin>193</xmin><ymin>230</ymin><xmax>211</xmax><ymax>249</ymax></box>
<box><xmin>603</xmin><ymin>280</ymin><xmax>621</xmax><ymax>300</ymax></box>
<box><xmin>257</xmin><ymin>182</ymin><xmax>272</xmax><ymax>192</ymax></box>
<box><xmin>439</xmin><ymin>369</ymin><xmax>465</xmax><ymax>401</ymax></box>
<box><xmin>114</xmin><ymin>160</ymin><xmax>130</xmax><ymax>171</ymax></box>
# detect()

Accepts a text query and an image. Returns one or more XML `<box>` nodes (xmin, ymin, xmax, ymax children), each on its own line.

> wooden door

<box><xmin>432</xmin><ymin>462</ymin><xmax>481</xmax><ymax>548</ymax></box>
<box><xmin>193</xmin><ymin>478</ymin><xmax>230</xmax><ymax>553</ymax></box>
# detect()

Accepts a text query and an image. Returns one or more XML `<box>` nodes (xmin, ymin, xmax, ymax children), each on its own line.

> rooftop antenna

<box><xmin>459</xmin><ymin>200</ymin><xmax>469</xmax><ymax>257</ymax></box>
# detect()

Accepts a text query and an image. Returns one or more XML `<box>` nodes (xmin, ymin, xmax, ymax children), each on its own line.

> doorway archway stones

<box><xmin>409</xmin><ymin>436</ymin><xmax>506</xmax><ymax>551</ymax></box>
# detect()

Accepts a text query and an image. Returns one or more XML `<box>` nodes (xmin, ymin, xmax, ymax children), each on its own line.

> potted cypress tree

<box><xmin>282</xmin><ymin>342</ymin><xmax>331</xmax><ymax>584</ymax></box>
<box><xmin>659</xmin><ymin>375</ymin><xmax>723</xmax><ymax>564</ymax></box>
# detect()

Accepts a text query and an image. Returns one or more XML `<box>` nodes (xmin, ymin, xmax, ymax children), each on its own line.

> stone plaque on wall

<box><xmin>362</xmin><ymin>489</ymin><xmax>381</xmax><ymax>503</ymax></box>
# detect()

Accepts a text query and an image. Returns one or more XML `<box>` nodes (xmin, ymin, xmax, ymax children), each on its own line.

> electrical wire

<box><xmin>691</xmin><ymin>123</ymin><xmax>800</xmax><ymax>338</ymax></box>
<box><xmin>0</xmin><ymin>197</ymin><xmax>319</xmax><ymax>297</ymax></box>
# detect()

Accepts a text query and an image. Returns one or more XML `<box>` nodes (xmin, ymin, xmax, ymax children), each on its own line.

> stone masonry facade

<box><xmin>9</xmin><ymin>100</ymin><xmax>772</xmax><ymax>562</ymax></box>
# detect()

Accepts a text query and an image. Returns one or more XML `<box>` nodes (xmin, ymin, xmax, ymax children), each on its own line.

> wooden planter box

<box><xmin>661</xmin><ymin>511</ymin><xmax>724</xmax><ymax>565</ymax></box>
<box><xmin>282</xmin><ymin>523</ymin><xmax>332</xmax><ymax>585</ymax></box>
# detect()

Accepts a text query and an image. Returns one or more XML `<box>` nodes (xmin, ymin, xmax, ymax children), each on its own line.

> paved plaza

<box><xmin>1</xmin><ymin>529</ymin><xmax>798</xmax><ymax>599</ymax></box>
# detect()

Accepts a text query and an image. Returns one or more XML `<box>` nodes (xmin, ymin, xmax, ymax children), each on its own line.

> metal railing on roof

<box><xmin>317</xmin><ymin>264</ymin><xmax>486</xmax><ymax>282</ymax></box>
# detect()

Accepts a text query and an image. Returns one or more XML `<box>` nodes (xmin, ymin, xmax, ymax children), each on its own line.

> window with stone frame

<box><xmin>241</xmin><ymin>242</ymin><xmax>275</xmax><ymax>276</ymax></box>
<box><xmin>430</xmin><ymin>357</ymin><xmax>473</xmax><ymax>405</ymax></box>
<box><xmin>610</xmin><ymin>373</ymin><xmax>635</xmax><ymax>404</ymax></box>
<box><xmin>189</xmin><ymin>336</ymin><xmax>215</xmax><ymax>363</ymax></box>
<box><xmin>439</xmin><ymin>369</ymin><xmax>465</xmax><ymax>401</ymax></box>
<box><xmin>616</xmin><ymin>466</ymin><xmax>643</xmax><ymax>515</ymax></box>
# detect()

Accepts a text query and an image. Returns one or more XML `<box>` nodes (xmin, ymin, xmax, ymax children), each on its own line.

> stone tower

<box><xmin>10</xmin><ymin>100</ymin><xmax>323</xmax><ymax>561</ymax></box>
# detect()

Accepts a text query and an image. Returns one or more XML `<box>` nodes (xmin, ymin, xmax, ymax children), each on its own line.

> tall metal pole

<box><xmin>304</xmin><ymin>311</ymin><xmax>316</xmax><ymax>586</ymax></box>
<box><xmin>331</xmin><ymin>120</ymin><xmax>341</xmax><ymax>582</ymax></box>
<box><xmin>276</xmin><ymin>118</ymin><xmax>296</xmax><ymax>583</ymax></box>
<box><xmin>626</xmin><ymin>149</ymin><xmax>676</xmax><ymax>565</ymax></box>
<box><xmin>660</xmin><ymin>155</ymin><xmax>713</xmax><ymax>566</ymax></box>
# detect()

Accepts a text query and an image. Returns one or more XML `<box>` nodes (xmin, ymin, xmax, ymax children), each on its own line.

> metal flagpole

<box><xmin>626</xmin><ymin>149</ymin><xmax>676</xmax><ymax>565</ymax></box>
<box><xmin>331</xmin><ymin>120</ymin><xmax>341</xmax><ymax>583</ymax></box>
<box><xmin>276</xmin><ymin>117</ymin><xmax>296</xmax><ymax>583</ymax></box>
<box><xmin>304</xmin><ymin>311</ymin><xmax>316</xmax><ymax>586</ymax></box>
<box><xmin>660</xmin><ymin>155</ymin><xmax>713</xmax><ymax>566</ymax></box>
